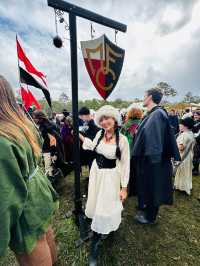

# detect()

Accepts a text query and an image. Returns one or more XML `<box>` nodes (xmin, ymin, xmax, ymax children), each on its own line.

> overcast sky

<box><xmin>0</xmin><ymin>0</ymin><xmax>200</xmax><ymax>102</ymax></box>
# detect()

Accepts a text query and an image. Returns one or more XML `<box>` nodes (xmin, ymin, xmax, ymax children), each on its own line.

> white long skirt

<box><xmin>85</xmin><ymin>160</ymin><xmax>123</xmax><ymax>234</ymax></box>
<box><xmin>174</xmin><ymin>151</ymin><xmax>193</xmax><ymax>195</ymax></box>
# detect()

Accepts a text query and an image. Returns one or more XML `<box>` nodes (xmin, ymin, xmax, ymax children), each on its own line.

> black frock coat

<box><xmin>132</xmin><ymin>106</ymin><xmax>180</xmax><ymax>207</ymax></box>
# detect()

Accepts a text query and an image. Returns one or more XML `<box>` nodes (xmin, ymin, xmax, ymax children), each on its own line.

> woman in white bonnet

<box><xmin>79</xmin><ymin>105</ymin><xmax>130</xmax><ymax>265</ymax></box>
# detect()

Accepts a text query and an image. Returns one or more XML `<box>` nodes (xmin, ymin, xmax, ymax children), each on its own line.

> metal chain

<box><xmin>54</xmin><ymin>9</ymin><xmax>58</xmax><ymax>34</ymax></box>
<box><xmin>55</xmin><ymin>9</ymin><xmax>64</xmax><ymax>17</ymax></box>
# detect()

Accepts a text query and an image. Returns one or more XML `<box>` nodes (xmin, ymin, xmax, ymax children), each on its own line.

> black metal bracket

<box><xmin>48</xmin><ymin>0</ymin><xmax>127</xmax><ymax>32</ymax></box>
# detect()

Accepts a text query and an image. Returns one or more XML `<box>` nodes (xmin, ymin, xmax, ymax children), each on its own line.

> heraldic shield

<box><xmin>81</xmin><ymin>34</ymin><xmax>125</xmax><ymax>100</ymax></box>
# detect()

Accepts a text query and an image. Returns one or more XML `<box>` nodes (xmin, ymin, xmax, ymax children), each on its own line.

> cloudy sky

<box><xmin>0</xmin><ymin>0</ymin><xmax>200</xmax><ymax>102</ymax></box>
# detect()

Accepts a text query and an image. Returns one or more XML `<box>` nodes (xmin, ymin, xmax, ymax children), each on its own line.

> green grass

<box><xmin>1</xmin><ymin>170</ymin><xmax>200</xmax><ymax>266</ymax></box>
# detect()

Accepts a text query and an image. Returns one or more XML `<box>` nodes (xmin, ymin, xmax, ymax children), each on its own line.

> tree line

<box><xmin>19</xmin><ymin>82</ymin><xmax>199</xmax><ymax>113</ymax></box>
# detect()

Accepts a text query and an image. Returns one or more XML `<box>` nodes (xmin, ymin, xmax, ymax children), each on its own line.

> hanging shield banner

<box><xmin>81</xmin><ymin>34</ymin><xmax>125</xmax><ymax>100</ymax></box>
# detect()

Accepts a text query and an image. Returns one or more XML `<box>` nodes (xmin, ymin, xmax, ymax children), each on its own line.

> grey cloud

<box><xmin>0</xmin><ymin>0</ymin><xmax>200</xmax><ymax>103</ymax></box>
<box><xmin>163</xmin><ymin>39</ymin><xmax>200</xmax><ymax>97</ymax></box>
<box><xmin>157</xmin><ymin>0</ymin><xmax>198</xmax><ymax>36</ymax></box>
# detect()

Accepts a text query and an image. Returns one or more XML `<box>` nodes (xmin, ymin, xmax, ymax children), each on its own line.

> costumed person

<box><xmin>132</xmin><ymin>88</ymin><xmax>180</xmax><ymax>224</ymax></box>
<box><xmin>174</xmin><ymin>117</ymin><xmax>195</xmax><ymax>195</ymax></box>
<box><xmin>61</xmin><ymin>116</ymin><xmax>74</xmax><ymax>162</ymax></box>
<box><xmin>79</xmin><ymin>107</ymin><xmax>100</xmax><ymax>196</ymax></box>
<box><xmin>0</xmin><ymin>76</ymin><xmax>58</xmax><ymax>265</ymax></box>
<box><xmin>50</xmin><ymin>112</ymin><xmax>61</xmax><ymax>130</ymax></box>
<box><xmin>79</xmin><ymin>105</ymin><xmax>130</xmax><ymax>265</ymax></box>
<box><xmin>182</xmin><ymin>108</ymin><xmax>193</xmax><ymax>119</ymax></box>
<box><xmin>168</xmin><ymin>109</ymin><xmax>179</xmax><ymax>135</ymax></box>
<box><xmin>120</xmin><ymin>106</ymin><xmax>143</xmax><ymax>196</ymax></box>
<box><xmin>79</xmin><ymin>107</ymin><xmax>100</xmax><ymax>169</ymax></box>
<box><xmin>32</xmin><ymin>110</ymin><xmax>64</xmax><ymax>185</ymax></box>
<box><xmin>62</xmin><ymin>108</ymin><xmax>70</xmax><ymax>118</ymax></box>
<box><xmin>193</xmin><ymin>111</ymin><xmax>200</xmax><ymax>176</ymax></box>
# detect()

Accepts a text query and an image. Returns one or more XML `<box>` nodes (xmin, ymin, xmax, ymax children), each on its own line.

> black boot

<box><xmin>79</xmin><ymin>215</ymin><xmax>92</xmax><ymax>240</ymax></box>
<box><xmin>89</xmin><ymin>232</ymin><xmax>101</xmax><ymax>266</ymax></box>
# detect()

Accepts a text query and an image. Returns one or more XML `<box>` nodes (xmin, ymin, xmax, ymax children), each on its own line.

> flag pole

<box><xmin>16</xmin><ymin>34</ymin><xmax>23</xmax><ymax>103</ymax></box>
<box><xmin>16</xmin><ymin>34</ymin><xmax>39</xmax><ymax>129</ymax></box>
<box><xmin>16</xmin><ymin>34</ymin><xmax>52</xmax><ymax>112</ymax></box>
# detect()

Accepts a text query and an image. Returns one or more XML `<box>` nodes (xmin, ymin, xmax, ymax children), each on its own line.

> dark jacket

<box><xmin>84</xmin><ymin>120</ymin><xmax>100</xmax><ymax>140</ymax></box>
<box><xmin>132</xmin><ymin>106</ymin><xmax>180</xmax><ymax>206</ymax></box>
<box><xmin>193</xmin><ymin>120</ymin><xmax>200</xmax><ymax>163</ymax></box>
<box><xmin>168</xmin><ymin>114</ymin><xmax>179</xmax><ymax>135</ymax></box>
<box><xmin>80</xmin><ymin>120</ymin><xmax>100</xmax><ymax>168</ymax></box>
<box><xmin>39</xmin><ymin>120</ymin><xmax>64</xmax><ymax>160</ymax></box>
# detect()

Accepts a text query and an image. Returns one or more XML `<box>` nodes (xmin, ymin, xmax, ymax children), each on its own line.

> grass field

<box><xmin>1</xmin><ymin>170</ymin><xmax>200</xmax><ymax>266</ymax></box>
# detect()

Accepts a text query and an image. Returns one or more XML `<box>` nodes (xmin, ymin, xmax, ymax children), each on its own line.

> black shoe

<box><xmin>193</xmin><ymin>171</ymin><xmax>199</xmax><ymax>176</ymax></box>
<box><xmin>135</xmin><ymin>214</ymin><xmax>155</xmax><ymax>225</ymax></box>
<box><xmin>89</xmin><ymin>257</ymin><xmax>97</xmax><ymax>266</ymax></box>
<box><xmin>135</xmin><ymin>210</ymin><xmax>145</xmax><ymax>220</ymax></box>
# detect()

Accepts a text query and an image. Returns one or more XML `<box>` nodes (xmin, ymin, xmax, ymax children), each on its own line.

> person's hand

<box><xmin>48</xmin><ymin>134</ymin><xmax>56</xmax><ymax>146</ymax></box>
<box><xmin>178</xmin><ymin>144</ymin><xmax>184</xmax><ymax>152</ymax></box>
<box><xmin>119</xmin><ymin>188</ymin><xmax>128</xmax><ymax>202</ymax></box>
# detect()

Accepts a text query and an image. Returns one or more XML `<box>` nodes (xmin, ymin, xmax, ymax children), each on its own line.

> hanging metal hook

<box><xmin>65</xmin><ymin>22</ymin><xmax>70</xmax><ymax>31</ymax></box>
<box><xmin>90</xmin><ymin>23</ymin><xmax>95</xmax><ymax>39</ymax></box>
<box><xmin>53</xmin><ymin>8</ymin><xmax>63</xmax><ymax>48</ymax></box>
<box><xmin>114</xmin><ymin>30</ymin><xmax>118</xmax><ymax>44</ymax></box>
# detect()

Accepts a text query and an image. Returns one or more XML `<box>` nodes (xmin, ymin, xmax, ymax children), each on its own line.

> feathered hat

<box><xmin>94</xmin><ymin>105</ymin><xmax>121</xmax><ymax>127</ymax></box>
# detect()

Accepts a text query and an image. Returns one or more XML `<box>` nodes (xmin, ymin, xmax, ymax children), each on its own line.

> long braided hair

<box><xmin>94</xmin><ymin>123</ymin><xmax>121</xmax><ymax>160</ymax></box>
<box><xmin>115</xmin><ymin>125</ymin><xmax>121</xmax><ymax>160</ymax></box>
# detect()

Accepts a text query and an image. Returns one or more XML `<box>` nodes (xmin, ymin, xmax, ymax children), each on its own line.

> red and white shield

<box><xmin>81</xmin><ymin>34</ymin><xmax>125</xmax><ymax>100</ymax></box>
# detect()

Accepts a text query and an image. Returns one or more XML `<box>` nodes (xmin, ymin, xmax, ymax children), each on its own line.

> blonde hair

<box><xmin>64</xmin><ymin>116</ymin><xmax>73</xmax><ymax>127</ymax></box>
<box><xmin>0</xmin><ymin>75</ymin><xmax>41</xmax><ymax>156</ymax></box>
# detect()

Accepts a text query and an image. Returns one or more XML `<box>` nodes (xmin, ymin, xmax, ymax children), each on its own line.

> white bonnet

<box><xmin>94</xmin><ymin>105</ymin><xmax>121</xmax><ymax>127</ymax></box>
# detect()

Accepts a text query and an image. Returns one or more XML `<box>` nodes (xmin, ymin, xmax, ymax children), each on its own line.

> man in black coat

<box><xmin>168</xmin><ymin>109</ymin><xmax>179</xmax><ymax>135</ymax></box>
<box><xmin>132</xmin><ymin>88</ymin><xmax>180</xmax><ymax>224</ymax></box>
<box><xmin>193</xmin><ymin>111</ymin><xmax>200</xmax><ymax>176</ymax></box>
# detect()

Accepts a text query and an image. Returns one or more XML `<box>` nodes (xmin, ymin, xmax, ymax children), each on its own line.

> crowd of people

<box><xmin>0</xmin><ymin>75</ymin><xmax>200</xmax><ymax>266</ymax></box>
